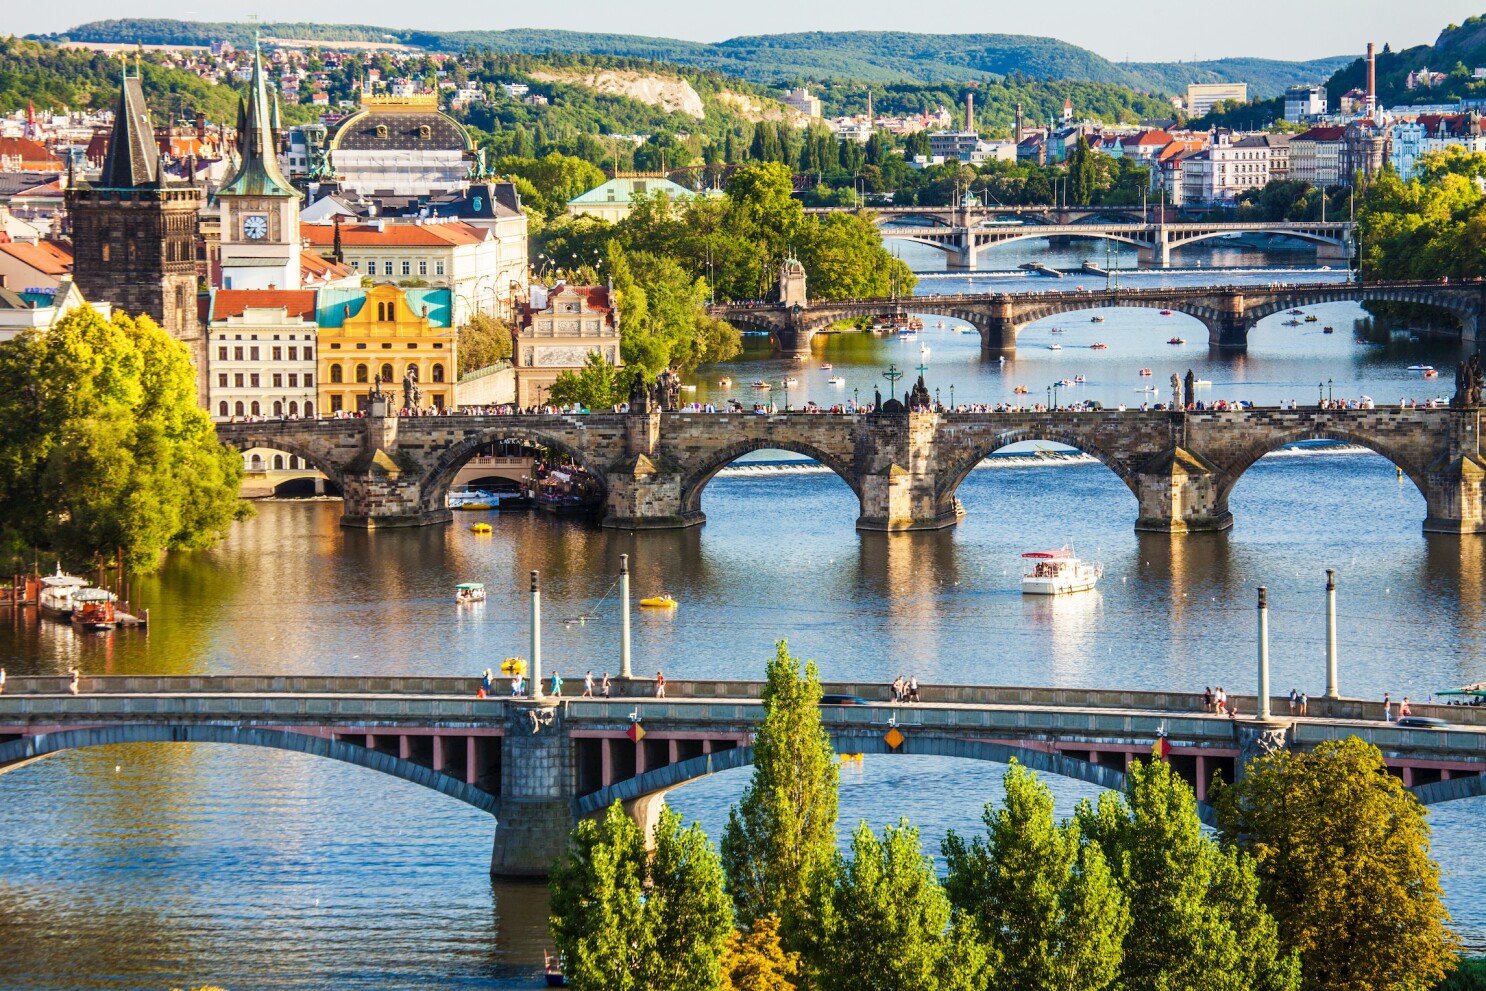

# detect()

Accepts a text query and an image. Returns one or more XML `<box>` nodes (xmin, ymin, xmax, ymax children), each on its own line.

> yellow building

<box><xmin>317</xmin><ymin>284</ymin><xmax>456</xmax><ymax>413</ymax></box>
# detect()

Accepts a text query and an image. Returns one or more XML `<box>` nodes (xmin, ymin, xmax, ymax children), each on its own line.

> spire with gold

<box><xmin>218</xmin><ymin>41</ymin><xmax>297</xmax><ymax>199</ymax></box>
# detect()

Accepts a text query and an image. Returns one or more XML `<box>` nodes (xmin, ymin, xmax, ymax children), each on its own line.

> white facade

<box><xmin>1285</xmin><ymin>86</ymin><xmax>1328</xmax><ymax>122</ymax></box>
<box><xmin>208</xmin><ymin>300</ymin><xmax>319</xmax><ymax>420</ymax></box>
<box><xmin>1186</xmin><ymin>83</ymin><xmax>1248</xmax><ymax>117</ymax></box>
<box><xmin>1389</xmin><ymin>118</ymin><xmax>1486</xmax><ymax>179</ymax></box>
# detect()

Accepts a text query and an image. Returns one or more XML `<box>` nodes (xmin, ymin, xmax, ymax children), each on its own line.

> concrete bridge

<box><xmin>216</xmin><ymin>407</ymin><xmax>1486</xmax><ymax>535</ymax></box>
<box><xmin>3</xmin><ymin>675</ymin><xmax>1484</xmax><ymax>877</ymax></box>
<box><xmin>709</xmin><ymin>280</ymin><xmax>1481</xmax><ymax>353</ymax></box>
<box><xmin>805</xmin><ymin>204</ymin><xmax>1152</xmax><ymax>227</ymax></box>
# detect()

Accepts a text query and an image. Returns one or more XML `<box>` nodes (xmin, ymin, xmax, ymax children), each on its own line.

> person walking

<box><xmin>1202</xmin><ymin>686</ymin><xmax>1213</xmax><ymax>713</ymax></box>
<box><xmin>654</xmin><ymin>671</ymin><xmax>667</xmax><ymax>698</ymax></box>
<box><xmin>68</xmin><ymin>668</ymin><xmax>80</xmax><ymax>696</ymax></box>
<box><xmin>1383</xmin><ymin>692</ymin><xmax>1392</xmax><ymax>721</ymax></box>
<box><xmin>510</xmin><ymin>674</ymin><xmax>524</xmax><ymax>697</ymax></box>
<box><xmin>601</xmin><ymin>672</ymin><xmax>611</xmax><ymax>698</ymax></box>
<box><xmin>0</xmin><ymin>667</ymin><xmax>6</xmax><ymax>695</ymax></box>
<box><xmin>907</xmin><ymin>675</ymin><xmax>920</xmax><ymax>703</ymax></box>
<box><xmin>582</xmin><ymin>671</ymin><xmax>595</xmax><ymax>698</ymax></box>
<box><xmin>550</xmin><ymin>671</ymin><xmax>563</xmax><ymax>697</ymax></box>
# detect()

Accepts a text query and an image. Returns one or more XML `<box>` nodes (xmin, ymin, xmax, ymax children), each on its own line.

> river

<box><xmin>1</xmin><ymin>253</ymin><xmax>1483</xmax><ymax>990</ymax></box>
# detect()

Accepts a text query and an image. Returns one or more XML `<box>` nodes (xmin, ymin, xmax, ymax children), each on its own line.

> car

<box><xmin>1396</xmin><ymin>716</ymin><xmax>1451</xmax><ymax>729</ymax></box>
<box><xmin>819</xmin><ymin>694</ymin><xmax>872</xmax><ymax>706</ymax></box>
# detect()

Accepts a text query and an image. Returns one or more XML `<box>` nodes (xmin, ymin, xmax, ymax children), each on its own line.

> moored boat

<box><xmin>752</xmin><ymin>380</ymin><xmax>771</xmax><ymax>390</ymax></box>
<box><xmin>820</xmin><ymin>363</ymin><xmax>832</xmax><ymax>369</ymax></box>
<box><xmin>1090</xmin><ymin>342</ymin><xmax>1108</xmax><ymax>350</ymax></box>
<box><xmin>71</xmin><ymin>588</ymin><xmax>117</xmax><ymax>630</ymax></box>
<box><xmin>1167</xmin><ymin>337</ymin><xmax>1185</xmax><ymax>345</ymax></box>
<box><xmin>828</xmin><ymin>376</ymin><xmax>846</xmax><ymax>386</ymax></box>
<box><xmin>1021</xmin><ymin>548</ymin><xmax>1102</xmax><ymax>595</ymax></box>
<box><xmin>38</xmin><ymin>569</ymin><xmax>88</xmax><ymax>620</ymax></box>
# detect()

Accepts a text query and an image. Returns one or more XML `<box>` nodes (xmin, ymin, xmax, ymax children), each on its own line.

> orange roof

<box><xmin>211</xmin><ymin>289</ymin><xmax>319</xmax><ymax>322</ymax></box>
<box><xmin>300</xmin><ymin>249</ymin><xmax>354</xmax><ymax>282</ymax></box>
<box><xmin>301</xmin><ymin>221</ymin><xmax>488</xmax><ymax>247</ymax></box>
<box><xmin>0</xmin><ymin>137</ymin><xmax>62</xmax><ymax>169</ymax></box>
<box><xmin>0</xmin><ymin>240</ymin><xmax>72</xmax><ymax>276</ymax></box>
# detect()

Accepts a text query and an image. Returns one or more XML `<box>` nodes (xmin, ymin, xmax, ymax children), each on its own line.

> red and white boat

<box><xmin>1021</xmin><ymin>548</ymin><xmax>1102</xmax><ymax>595</ymax></box>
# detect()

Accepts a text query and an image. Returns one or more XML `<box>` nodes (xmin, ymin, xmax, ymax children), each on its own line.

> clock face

<box><xmin>243</xmin><ymin>215</ymin><xmax>269</xmax><ymax>240</ymax></box>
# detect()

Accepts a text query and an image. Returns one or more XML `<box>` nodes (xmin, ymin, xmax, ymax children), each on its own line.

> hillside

<box><xmin>1321</xmin><ymin>15</ymin><xmax>1486</xmax><ymax>107</ymax></box>
<box><xmin>35</xmin><ymin>19</ymin><xmax>1342</xmax><ymax>97</ymax></box>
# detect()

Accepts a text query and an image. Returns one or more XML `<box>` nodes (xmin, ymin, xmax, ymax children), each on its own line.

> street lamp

<box><xmin>783</xmin><ymin>378</ymin><xmax>790</xmax><ymax>410</ymax></box>
<box><xmin>1318</xmin><ymin>382</ymin><xmax>1324</xmax><ymax>406</ymax></box>
<box><xmin>854</xmin><ymin>387</ymin><xmax>860</xmax><ymax>406</ymax></box>
<box><xmin>950</xmin><ymin>384</ymin><xmax>955</xmax><ymax>409</ymax></box>
<box><xmin>1046</xmin><ymin>386</ymin><xmax>1052</xmax><ymax>409</ymax></box>
<box><xmin>1328</xmin><ymin>378</ymin><xmax>1334</xmax><ymax>404</ymax></box>
<box><xmin>935</xmin><ymin>387</ymin><xmax>941</xmax><ymax>410</ymax></box>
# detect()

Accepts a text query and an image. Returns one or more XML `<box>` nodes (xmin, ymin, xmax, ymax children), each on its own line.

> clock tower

<box><xmin>217</xmin><ymin>43</ymin><xmax>301</xmax><ymax>290</ymax></box>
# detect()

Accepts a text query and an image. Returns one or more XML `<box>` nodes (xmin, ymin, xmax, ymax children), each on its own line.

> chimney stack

<box><xmin>966</xmin><ymin>92</ymin><xmax>975</xmax><ymax>133</ymax></box>
<box><xmin>1366</xmin><ymin>42</ymin><xmax>1378</xmax><ymax>120</ymax></box>
<box><xmin>1015</xmin><ymin>103</ymin><xmax>1024</xmax><ymax>144</ymax></box>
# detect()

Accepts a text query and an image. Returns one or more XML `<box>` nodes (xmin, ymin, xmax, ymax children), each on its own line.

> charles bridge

<box><xmin>3</xmin><ymin>675</ymin><xmax>1484</xmax><ymax>876</ymax></box>
<box><xmin>215</xmin><ymin>407</ymin><xmax>1486</xmax><ymax>535</ymax></box>
<box><xmin>708</xmin><ymin>279</ymin><xmax>1483</xmax><ymax>353</ymax></box>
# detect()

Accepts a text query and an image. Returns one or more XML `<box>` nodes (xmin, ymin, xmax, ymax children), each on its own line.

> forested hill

<box><xmin>33</xmin><ymin>19</ymin><xmax>1345</xmax><ymax>97</ymax></box>
<box><xmin>1324</xmin><ymin>14</ymin><xmax>1486</xmax><ymax>107</ymax></box>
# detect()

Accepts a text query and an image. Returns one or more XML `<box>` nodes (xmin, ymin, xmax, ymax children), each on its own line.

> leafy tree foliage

<box><xmin>803</xmin><ymin>819</ymin><xmax>989</xmax><ymax>991</ymax></box>
<box><xmin>1236</xmin><ymin>179</ymin><xmax>1353</xmax><ymax>222</ymax></box>
<box><xmin>493</xmin><ymin>152</ymin><xmax>606</xmax><ymax>221</ymax></box>
<box><xmin>1075</xmin><ymin>755</ymin><xmax>1300</xmax><ymax>991</ymax></box>
<box><xmin>721</xmin><ymin>916</ymin><xmax>801</xmax><ymax>991</ymax></box>
<box><xmin>1358</xmin><ymin>148</ymin><xmax>1486</xmax><ymax>281</ymax></box>
<box><xmin>546</xmin><ymin>351</ymin><xmax>627</xmax><ymax>409</ymax></box>
<box><xmin>607</xmin><ymin>245</ymin><xmax>741</xmax><ymax>380</ymax></box>
<box><xmin>550</xmin><ymin>802</ymin><xmax>733</xmax><ymax>991</ymax></box>
<box><xmin>456</xmin><ymin>312</ymin><xmax>513</xmax><ymax>374</ymax></box>
<box><xmin>0</xmin><ymin>308</ymin><xmax>245</xmax><ymax>573</ymax></box>
<box><xmin>1213</xmin><ymin>737</ymin><xmax>1461</xmax><ymax>991</ymax></box>
<box><xmin>943</xmin><ymin>760</ymin><xmax>1126</xmax><ymax>991</ymax></box>
<box><xmin>721</xmin><ymin>641</ymin><xmax>840</xmax><ymax>932</ymax></box>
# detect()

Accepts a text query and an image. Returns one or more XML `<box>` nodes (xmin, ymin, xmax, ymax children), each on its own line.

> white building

<box><xmin>207</xmin><ymin>289</ymin><xmax>319</xmax><ymax>420</ymax></box>
<box><xmin>782</xmin><ymin>87</ymin><xmax>822</xmax><ymax>117</ymax></box>
<box><xmin>1186</xmin><ymin>83</ymin><xmax>1248</xmax><ymax>117</ymax></box>
<box><xmin>1181</xmin><ymin>133</ymin><xmax>1276</xmax><ymax>204</ymax></box>
<box><xmin>0</xmin><ymin>276</ymin><xmax>109</xmax><ymax>343</ymax></box>
<box><xmin>1285</xmin><ymin>85</ymin><xmax>1328</xmax><ymax>122</ymax></box>
<box><xmin>1390</xmin><ymin>114</ymin><xmax>1486</xmax><ymax>179</ymax></box>
<box><xmin>566</xmin><ymin>174</ymin><xmax>706</xmax><ymax>223</ymax></box>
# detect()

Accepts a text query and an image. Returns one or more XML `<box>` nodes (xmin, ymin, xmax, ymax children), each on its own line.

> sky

<box><xmin>10</xmin><ymin>0</ymin><xmax>1486</xmax><ymax>63</ymax></box>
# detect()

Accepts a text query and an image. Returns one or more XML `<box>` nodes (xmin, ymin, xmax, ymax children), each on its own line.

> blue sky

<box><xmin>12</xmin><ymin>0</ymin><xmax>1484</xmax><ymax>63</ymax></box>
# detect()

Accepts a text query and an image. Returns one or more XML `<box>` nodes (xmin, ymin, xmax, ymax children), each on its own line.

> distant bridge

<box><xmin>4</xmin><ymin>676</ymin><xmax>1484</xmax><ymax>877</ymax></box>
<box><xmin>709</xmin><ymin>280</ymin><xmax>1481</xmax><ymax>353</ymax></box>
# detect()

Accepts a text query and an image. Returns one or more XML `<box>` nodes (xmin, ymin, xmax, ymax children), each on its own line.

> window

<box><xmin>380</xmin><ymin>363</ymin><xmax>394</xmax><ymax>382</ymax></box>
<box><xmin>418</xmin><ymin>260</ymin><xmax>427</xmax><ymax>276</ymax></box>
<box><xmin>234</xmin><ymin>347</ymin><xmax>244</xmax><ymax>360</ymax></box>
<box><xmin>273</xmin><ymin>453</ymin><xmax>284</xmax><ymax>468</ymax></box>
<box><xmin>355</xmin><ymin>364</ymin><xmax>369</xmax><ymax>383</ymax></box>
<box><xmin>401</xmin><ymin>261</ymin><xmax>411</xmax><ymax>276</ymax></box>
<box><xmin>435</xmin><ymin>260</ymin><xmax>444</xmax><ymax>276</ymax></box>
<box><xmin>234</xmin><ymin>401</ymin><xmax>245</xmax><ymax>416</ymax></box>
<box><xmin>272</xmin><ymin>347</ymin><xmax>282</xmax><ymax>360</ymax></box>
<box><xmin>407</xmin><ymin>343</ymin><xmax>417</xmax><ymax>349</ymax></box>
<box><xmin>218</xmin><ymin>401</ymin><xmax>228</xmax><ymax>417</ymax></box>
<box><xmin>288</xmin><ymin>346</ymin><xmax>298</xmax><ymax>360</ymax></box>
<box><xmin>384</xmin><ymin>262</ymin><xmax>394</xmax><ymax>276</ymax></box>
<box><xmin>304</xmin><ymin>347</ymin><xmax>313</xmax><ymax>360</ymax></box>
<box><xmin>330</xmin><ymin>395</ymin><xmax>342</xmax><ymax>413</ymax></box>
<box><xmin>304</xmin><ymin>401</ymin><xmax>313</xmax><ymax>417</ymax></box>
<box><xmin>351</xmin><ymin>260</ymin><xmax>359</xmax><ymax>271</ymax></box>
<box><xmin>431</xmin><ymin>363</ymin><xmax>444</xmax><ymax>383</ymax></box>
<box><xmin>249</xmin><ymin>347</ymin><xmax>260</xmax><ymax>360</ymax></box>
<box><xmin>382</xmin><ymin>342</ymin><xmax>393</xmax><ymax>349</ymax></box>
<box><xmin>289</xmin><ymin>402</ymin><xmax>299</xmax><ymax>417</ymax></box>
<box><xmin>272</xmin><ymin>374</ymin><xmax>283</xmax><ymax>388</ymax></box>
<box><xmin>217</xmin><ymin>346</ymin><xmax>228</xmax><ymax>361</ymax></box>
<box><xmin>217</xmin><ymin>373</ymin><xmax>228</xmax><ymax>387</ymax></box>
<box><xmin>272</xmin><ymin>402</ymin><xmax>283</xmax><ymax>417</ymax></box>
<box><xmin>249</xmin><ymin>374</ymin><xmax>260</xmax><ymax>388</ymax></box>
<box><xmin>356</xmin><ymin>343</ymin><xmax>367</xmax><ymax>349</ymax></box>
<box><xmin>250</xmin><ymin>401</ymin><xmax>260</xmax><ymax>416</ymax></box>
<box><xmin>234</xmin><ymin>373</ymin><xmax>244</xmax><ymax>387</ymax></box>
<box><xmin>330</xmin><ymin>364</ymin><xmax>343</xmax><ymax>384</ymax></box>
<box><xmin>288</xmin><ymin>374</ymin><xmax>299</xmax><ymax>387</ymax></box>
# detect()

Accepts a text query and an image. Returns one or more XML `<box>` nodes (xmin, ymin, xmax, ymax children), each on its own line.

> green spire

<box><xmin>218</xmin><ymin>41</ymin><xmax>297</xmax><ymax>199</ymax></box>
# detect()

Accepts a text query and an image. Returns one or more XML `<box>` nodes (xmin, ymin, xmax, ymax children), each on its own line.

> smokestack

<box><xmin>1015</xmin><ymin>103</ymin><xmax>1024</xmax><ymax>144</ymax></box>
<box><xmin>1366</xmin><ymin>42</ymin><xmax>1377</xmax><ymax>120</ymax></box>
<box><xmin>966</xmin><ymin>92</ymin><xmax>975</xmax><ymax>133</ymax></box>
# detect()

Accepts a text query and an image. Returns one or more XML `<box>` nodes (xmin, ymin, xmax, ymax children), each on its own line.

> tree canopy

<box><xmin>0</xmin><ymin>308</ymin><xmax>245</xmax><ymax>573</ymax></box>
<box><xmin>1358</xmin><ymin>148</ymin><xmax>1486</xmax><ymax>281</ymax></box>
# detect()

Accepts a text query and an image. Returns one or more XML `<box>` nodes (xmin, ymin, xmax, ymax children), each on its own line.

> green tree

<box><xmin>1213</xmin><ymin>737</ymin><xmax>1461</xmax><ymax>991</ymax></box>
<box><xmin>721</xmin><ymin>915</ymin><xmax>801</xmax><ymax>991</ymax></box>
<box><xmin>721</xmin><ymin>641</ymin><xmax>840</xmax><ymax>932</ymax></box>
<box><xmin>1068</xmin><ymin>135</ymin><xmax>1096</xmax><ymax>205</ymax></box>
<box><xmin>1075</xmin><ymin>754</ymin><xmax>1299</xmax><ymax>991</ymax></box>
<box><xmin>0</xmin><ymin>308</ymin><xmax>245</xmax><ymax>573</ymax></box>
<box><xmin>546</xmin><ymin>350</ymin><xmax>627</xmax><ymax>409</ymax></box>
<box><xmin>457</xmin><ymin>312</ymin><xmax>513</xmax><ymax>374</ymax></box>
<box><xmin>805</xmin><ymin>820</ymin><xmax>989</xmax><ymax>991</ymax></box>
<box><xmin>550</xmin><ymin>802</ymin><xmax>733</xmax><ymax>991</ymax></box>
<box><xmin>943</xmin><ymin>761</ymin><xmax>1126</xmax><ymax>991</ymax></box>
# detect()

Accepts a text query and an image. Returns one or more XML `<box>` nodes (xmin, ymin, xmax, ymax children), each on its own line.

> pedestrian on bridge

<box><xmin>481</xmin><ymin>669</ymin><xmax>493</xmax><ymax>695</ymax></box>
<box><xmin>601</xmin><ymin>672</ymin><xmax>611</xmax><ymax>698</ymax></box>
<box><xmin>0</xmin><ymin>667</ymin><xmax>6</xmax><ymax>695</ymax></box>
<box><xmin>1289</xmin><ymin>688</ymin><xmax>1298</xmax><ymax>715</ymax></box>
<box><xmin>1383</xmin><ymin>693</ymin><xmax>1393</xmax><ymax>721</ymax></box>
<box><xmin>551</xmin><ymin>671</ymin><xmax>563</xmax><ymax>697</ymax></box>
<box><xmin>655</xmin><ymin>671</ymin><xmax>667</xmax><ymax>698</ymax></box>
<box><xmin>907</xmin><ymin>676</ymin><xmax>921</xmax><ymax>703</ymax></box>
<box><xmin>1300</xmin><ymin>692</ymin><xmax>1309</xmax><ymax>716</ymax></box>
<box><xmin>582</xmin><ymin>671</ymin><xmax>594</xmax><ymax>698</ymax></box>
<box><xmin>68</xmin><ymin>668</ymin><xmax>79</xmax><ymax>695</ymax></box>
<box><xmin>1202</xmin><ymin>687</ymin><xmax>1213</xmax><ymax>712</ymax></box>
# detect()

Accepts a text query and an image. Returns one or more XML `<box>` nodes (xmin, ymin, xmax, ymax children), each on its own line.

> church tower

<box><xmin>216</xmin><ymin>43</ymin><xmax>302</xmax><ymax>290</ymax></box>
<box><xmin>68</xmin><ymin>62</ymin><xmax>204</xmax><ymax>359</ymax></box>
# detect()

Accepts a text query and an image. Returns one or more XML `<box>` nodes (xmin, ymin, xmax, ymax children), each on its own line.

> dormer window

<box><xmin>375</xmin><ymin>124</ymin><xmax>388</xmax><ymax>139</ymax></box>
<box><xmin>418</xmin><ymin>125</ymin><xmax>431</xmax><ymax>139</ymax></box>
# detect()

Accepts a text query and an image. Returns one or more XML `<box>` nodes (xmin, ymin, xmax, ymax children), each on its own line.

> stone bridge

<box><xmin>215</xmin><ymin>408</ymin><xmax>1486</xmax><ymax>535</ymax></box>
<box><xmin>709</xmin><ymin>280</ymin><xmax>1480</xmax><ymax>353</ymax></box>
<box><xmin>3</xmin><ymin>676</ymin><xmax>1484</xmax><ymax>877</ymax></box>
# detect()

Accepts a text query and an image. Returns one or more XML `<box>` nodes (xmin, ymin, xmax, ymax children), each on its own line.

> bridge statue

<box><xmin>656</xmin><ymin>369</ymin><xmax>681</xmax><ymax>411</ymax></box>
<box><xmin>1170</xmin><ymin>374</ymin><xmax>1182</xmax><ymax>409</ymax></box>
<box><xmin>402</xmin><ymin>366</ymin><xmax>421</xmax><ymax>409</ymax></box>
<box><xmin>1183</xmin><ymin>369</ymin><xmax>1196</xmax><ymax>410</ymax></box>
<box><xmin>1453</xmin><ymin>355</ymin><xmax>1484</xmax><ymax>409</ymax></box>
<box><xmin>628</xmin><ymin>370</ymin><xmax>652</xmax><ymax>413</ymax></box>
<box><xmin>908</xmin><ymin>375</ymin><xmax>932</xmax><ymax>411</ymax></box>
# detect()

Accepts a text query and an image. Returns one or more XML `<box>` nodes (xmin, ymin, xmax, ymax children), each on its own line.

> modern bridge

<box><xmin>804</xmin><ymin>204</ymin><xmax>1152</xmax><ymax>226</ymax></box>
<box><xmin>3</xmin><ymin>675</ymin><xmax>1483</xmax><ymax>876</ymax></box>
<box><xmin>214</xmin><ymin>407</ymin><xmax>1486</xmax><ymax>534</ymax></box>
<box><xmin>708</xmin><ymin>280</ymin><xmax>1479</xmax><ymax>353</ymax></box>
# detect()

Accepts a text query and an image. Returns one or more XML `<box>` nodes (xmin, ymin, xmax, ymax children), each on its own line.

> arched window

<box><xmin>273</xmin><ymin>454</ymin><xmax>284</xmax><ymax>469</ymax></box>
<box><xmin>101</xmin><ymin>243</ymin><xmax>110</xmax><ymax>262</ymax></box>
<box><xmin>380</xmin><ymin>363</ymin><xmax>395</xmax><ymax>383</ymax></box>
<box><xmin>304</xmin><ymin>401</ymin><xmax>313</xmax><ymax>417</ymax></box>
<box><xmin>234</xmin><ymin>401</ymin><xmax>245</xmax><ymax>416</ymax></box>
<box><xmin>218</xmin><ymin>400</ymin><xmax>228</xmax><ymax>417</ymax></box>
<box><xmin>249</xmin><ymin>401</ymin><xmax>261</xmax><ymax>416</ymax></box>
<box><xmin>288</xmin><ymin>401</ymin><xmax>299</xmax><ymax>416</ymax></box>
<box><xmin>250</xmin><ymin>454</ymin><xmax>263</xmax><ymax>469</ymax></box>
<box><xmin>431</xmin><ymin>363</ymin><xmax>444</xmax><ymax>383</ymax></box>
<box><xmin>355</xmin><ymin>363</ymin><xmax>369</xmax><ymax>383</ymax></box>
<box><xmin>272</xmin><ymin>400</ymin><xmax>283</xmax><ymax>416</ymax></box>
<box><xmin>330</xmin><ymin>364</ymin><xmax>343</xmax><ymax>384</ymax></box>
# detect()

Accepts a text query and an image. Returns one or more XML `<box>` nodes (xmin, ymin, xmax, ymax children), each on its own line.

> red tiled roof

<box><xmin>1293</xmin><ymin>126</ymin><xmax>1347</xmax><ymax>142</ymax></box>
<box><xmin>300</xmin><ymin>249</ymin><xmax>354</xmax><ymax>281</ymax></box>
<box><xmin>211</xmin><ymin>289</ymin><xmax>319</xmax><ymax>322</ymax></box>
<box><xmin>301</xmin><ymin>221</ymin><xmax>487</xmax><ymax>247</ymax></box>
<box><xmin>0</xmin><ymin>240</ymin><xmax>72</xmax><ymax>276</ymax></box>
<box><xmin>0</xmin><ymin>137</ymin><xmax>62</xmax><ymax>169</ymax></box>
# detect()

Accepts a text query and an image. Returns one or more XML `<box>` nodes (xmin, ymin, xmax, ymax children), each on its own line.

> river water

<box><xmin>2</xmin><ymin>253</ymin><xmax>1484</xmax><ymax>990</ymax></box>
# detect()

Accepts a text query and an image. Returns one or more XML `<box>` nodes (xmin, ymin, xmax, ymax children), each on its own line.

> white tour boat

<box><xmin>828</xmin><ymin>376</ymin><xmax>846</xmax><ymax>386</ymax></box>
<box><xmin>1021</xmin><ymin>549</ymin><xmax>1103</xmax><ymax>595</ymax></box>
<box><xmin>38</xmin><ymin>569</ymin><xmax>90</xmax><ymax>620</ymax></box>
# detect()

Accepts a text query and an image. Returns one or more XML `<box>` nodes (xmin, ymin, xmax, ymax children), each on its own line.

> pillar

<box><xmin>1233</xmin><ymin>720</ymin><xmax>1291</xmax><ymax>781</ymax></box>
<box><xmin>490</xmin><ymin>699</ymin><xmax>573</xmax><ymax>878</ymax></box>
<box><xmin>1133</xmin><ymin>446</ymin><xmax>1233</xmax><ymax>533</ymax></box>
<box><xmin>857</xmin><ymin>412</ymin><xmax>962</xmax><ymax>532</ymax></box>
<box><xmin>1425</xmin><ymin>410</ymin><xmax>1486</xmax><ymax>534</ymax></box>
<box><xmin>976</xmin><ymin>297</ymin><xmax>1018</xmax><ymax>351</ymax></box>
<box><xmin>624</xmin><ymin>791</ymin><xmax>670</xmax><ymax>850</ymax></box>
<box><xmin>1208</xmin><ymin>291</ymin><xmax>1250</xmax><ymax>350</ymax></box>
<box><xmin>339</xmin><ymin>413</ymin><xmax>447</xmax><ymax>527</ymax></box>
<box><xmin>602</xmin><ymin>412</ymin><xmax>694</xmax><ymax>530</ymax></box>
<box><xmin>945</xmin><ymin>236</ymin><xmax>977</xmax><ymax>271</ymax></box>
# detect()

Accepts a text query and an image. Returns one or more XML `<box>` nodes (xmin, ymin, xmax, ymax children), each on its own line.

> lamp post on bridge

<box><xmin>1328</xmin><ymin>378</ymin><xmax>1334</xmax><ymax>404</ymax></box>
<box><xmin>1318</xmin><ymin>382</ymin><xmax>1324</xmax><ymax>407</ymax></box>
<box><xmin>1257</xmin><ymin>586</ymin><xmax>1271</xmax><ymax>720</ymax></box>
<box><xmin>950</xmin><ymin>384</ymin><xmax>955</xmax><ymax>410</ymax></box>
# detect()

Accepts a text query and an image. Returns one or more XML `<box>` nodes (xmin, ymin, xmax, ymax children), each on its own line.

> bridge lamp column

<box><xmin>530</xmin><ymin>570</ymin><xmax>544</xmax><ymax>699</ymax></box>
<box><xmin>1325</xmin><ymin>569</ymin><xmax>1339</xmax><ymax>699</ymax></box>
<box><xmin>619</xmin><ymin>555</ymin><xmax>633</xmax><ymax>680</ymax></box>
<box><xmin>1318</xmin><ymin>382</ymin><xmax>1324</xmax><ymax>407</ymax></box>
<box><xmin>1328</xmin><ymin>378</ymin><xmax>1333</xmax><ymax>404</ymax></box>
<box><xmin>1257</xmin><ymin>586</ymin><xmax>1271</xmax><ymax>720</ymax></box>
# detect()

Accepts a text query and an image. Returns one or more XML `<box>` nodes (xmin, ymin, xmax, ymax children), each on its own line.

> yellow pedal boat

<box><xmin>639</xmin><ymin>595</ymin><xmax>678</xmax><ymax>609</ymax></box>
<box><xmin>469</xmin><ymin>523</ymin><xmax>493</xmax><ymax>534</ymax></box>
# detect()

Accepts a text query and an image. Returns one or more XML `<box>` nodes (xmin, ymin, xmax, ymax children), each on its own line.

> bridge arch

<box><xmin>0</xmin><ymin>724</ymin><xmax>498</xmax><ymax>814</ymax></box>
<box><xmin>971</xmin><ymin>229</ymin><xmax>1155</xmax><ymax>255</ymax></box>
<box><xmin>1166</xmin><ymin>227</ymin><xmax>1349</xmax><ymax>255</ymax></box>
<box><xmin>1410</xmin><ymin>772</ymin><xmax>1486</xmax><ymax>806</ymax></box>
<box><xmin>574</xmin><ymin>733</ymin><xmax>1149</xmax><ymax>819</ymax></box>
<box><xmin>418</xmin><ymin>424</ymin><xmax>607</xmax><ymax>513</ymax></box>
<box><xmin>934</xmin><ymin>430</ymin><xmax>1141</xmax><ymax>514</ymax></box>
<box><xmin>1214</xmin><ymin>429</ymin><xmax>1430</xmax><ymax>508</ymax></box>
<box><xmin>678</xmin><ymin>438</ymin><xmax>863</xmax><ymax>516</ymax></box>
<box><xmin>215</xmin><ymin>428</ymin><xmax>348</xmax><ymax>490</ymax></box>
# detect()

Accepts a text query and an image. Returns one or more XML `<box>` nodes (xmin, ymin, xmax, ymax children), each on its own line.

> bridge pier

<box><xmin>491</xmin><ymin>699</ymin><xmax>573</xmax><ymax>878</ymax></box>
<box><xmin>1424</xmin><ymin>455</ymin><xmax>1486</xmax><ymax>534</ymax></box>
<box><xmin>1133</xmin><ymin>447</ymin><xmax>1233</xmax><ymax>533</ymax></box>
<box><xmin>857</xmin><ymin>412</ymin><xmax>964</xmax><ymax>531</ymax></box>
<box><xmin>946</xmin><ymin>242</ymin><xmax>978</xmax><ymax>271</ymax></box>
